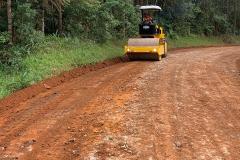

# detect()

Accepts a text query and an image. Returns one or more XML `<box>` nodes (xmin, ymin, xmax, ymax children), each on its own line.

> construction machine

<box><xmin>125</xmin><ymin>5</ymin><xmax>167</xmax><ymax>61</ymax></box>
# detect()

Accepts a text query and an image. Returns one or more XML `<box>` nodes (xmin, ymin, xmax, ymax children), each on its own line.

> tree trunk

<box><xmin>7</xmin><ymin>0</ymin><xmax>13</xmax><ymax>44</ymax></box>
<box><xmin>58</xmin><ymin>6</ymin><xmax>63</xmax><ymax>35</ymax></box>
<box><xmin>233</xmin><ymin>0</ymin><xmax>237</xmax><ymax>35</ymax></box>
<box><xmin>41</xmin><ymin>9</ymin><xmax>45</xmax><ymax>33</ymax></box>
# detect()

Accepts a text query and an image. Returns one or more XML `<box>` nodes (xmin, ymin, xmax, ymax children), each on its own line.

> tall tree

<box><xmin>233</xmin><ymin>0</ymin><xmax>237</xmax><ymax>35</ymax></box>
<box><xmin>49</xmin><ymin>0</ymin><xmax>69</xmax><ymax>34</ymax></box>
<box><xmin>41</xmin><ymin>0</ymin><xmax>49</xmax><ymax>33</ymax></box>
<box><xmin>7</xmin><ymin>0</ymin><xmax>12</xmax><ymax>43</ymax></box>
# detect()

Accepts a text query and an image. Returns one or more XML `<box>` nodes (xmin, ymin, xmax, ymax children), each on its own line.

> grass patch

<box><xmin>168</xmin><ymin>35</ymin><xmax>240</xmax><ymax>49</ymax></box>
<box><xmin>0</xmin><ymin>36</ymin><xmax>123</xmax><ymax>98</ymax></box>
<box><xmin>232</xmin><ymin>36</ymin><xmax>240</xmax><ymax>43</ymax></box>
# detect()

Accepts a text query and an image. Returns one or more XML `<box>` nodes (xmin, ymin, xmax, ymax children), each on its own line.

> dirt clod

<box><xmin>43</xmin><ymin>84</ymin><xmax>51</xmax><ymax>89</ymax></box>
<box><xmin>174</xmin><ymin>141</ymin><xmax>182</xmax><ymax>149</ymax></box>
<box><xmin>72</xmin><ymin>149</ymin><xmax>80</xmax><ymax>156</ymax></box>
<box><xmin>0</xmin><ymin>146</ymin><xmax>6</xmax><ymax>151</ymax></box>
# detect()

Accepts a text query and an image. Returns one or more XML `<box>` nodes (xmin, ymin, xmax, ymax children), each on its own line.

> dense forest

<box><xmin>1</xmin><ymin>0</ymin><xmax>240</xmax><ymax>44</ymax></box>
<box><xmin>135</xmin><ymin>0</ymin><xmax>240</xmax><ymax>36</ymax></box>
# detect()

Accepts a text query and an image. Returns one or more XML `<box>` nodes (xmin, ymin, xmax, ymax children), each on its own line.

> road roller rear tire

<box><xmin>157</xmin><ymin>55</ymin><xmax>162</xmax><ymax>61</ymax></box>
<box><xmin>162</xmin><ymin>43</ymin><xmax>167</xmax><ymax>58</ymax></box>
<box><xmin>162</xmin><ymin>53</ymin><xmax>167</xmax><ymax>58</ymax></box>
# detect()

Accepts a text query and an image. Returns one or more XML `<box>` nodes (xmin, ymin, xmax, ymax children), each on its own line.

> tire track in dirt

<box><xmin>0</xmin><ymin>46</ymin><xmax>240</xmax><ymax>160</ymax></box>
<box><xmin>0</xmin><ymin>62</ymin><xmax>149</xmax><ymax>159</ymax></box>
<box><xmin>164</xmin><ymin>47</ymin><xmax>240</xmax><ymax>159</ymax></box>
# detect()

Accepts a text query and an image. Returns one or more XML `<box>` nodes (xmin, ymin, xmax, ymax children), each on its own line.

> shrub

<box><xmin>222</xmin><ymin>35</ymin><xmax>236</xmax><ymax>44</ymax></box>
<box><xmin>0</xmin><ymin>32</ymin><xmax>10</xmax><ymax>45</ymax></box>
<box><xmin>14</xmin><ymin>3</ymin><xmax>44</xmax><ymax>48</ymax></box>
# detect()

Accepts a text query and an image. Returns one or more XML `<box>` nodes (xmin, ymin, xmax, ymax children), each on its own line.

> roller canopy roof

<box><xmin>139</xmin><ymin>5</ymin><xmax>162</xmax><ymax>10</ymax></box>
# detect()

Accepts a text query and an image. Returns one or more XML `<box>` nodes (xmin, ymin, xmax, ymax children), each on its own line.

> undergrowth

<box><xmin>0</xmin><ymin>36</ymin><xmax>123</xmax><ymax>98</ymax></box>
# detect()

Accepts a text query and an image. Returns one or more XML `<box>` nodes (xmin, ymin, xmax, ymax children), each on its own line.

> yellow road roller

<box><xmin>125</xmin><ymin>5</ymin><xmax>167</xmax><ymax>61</ymax></box>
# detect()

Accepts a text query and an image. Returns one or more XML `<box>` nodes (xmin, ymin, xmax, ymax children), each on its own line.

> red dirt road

<box><xmin>0</xmin><ymin>46</ymin><xmax>240</xmax><ymax>160</ymax></box>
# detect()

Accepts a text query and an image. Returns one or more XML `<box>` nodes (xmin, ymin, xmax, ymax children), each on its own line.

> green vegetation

<box><xmin>169</xmin><ymin>36</ymin><xmax>224</xmax><ymax>49</ymax></box>
<box><xmin>169</xmin><ymin>35</ymin><xmax>240</xmax><ymax>48</ymax></box>
<box><xmin>0</xmin><ymin>36</ymin><xmax>123</xmax><ymax>98</ymax></box>
<box><xmin>154</xmin><ymin>0</ymin><xmax>240</xmax><ymax>36</ymax></box>
<box><xmin>168</xmin><ymin>35</ymin><xmax>240</xmax><ymax>49</ymax></box>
